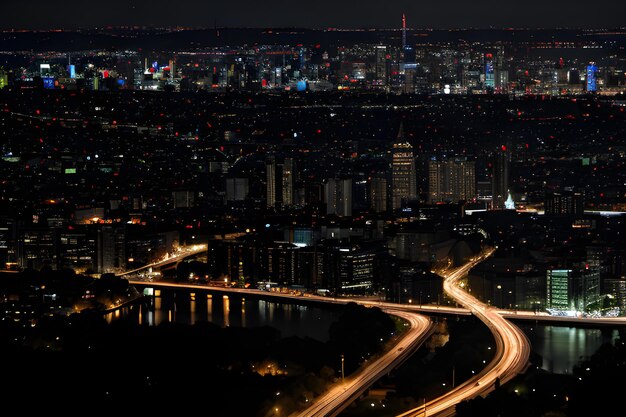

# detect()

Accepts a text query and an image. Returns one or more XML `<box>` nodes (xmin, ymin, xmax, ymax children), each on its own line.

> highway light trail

<box><xmin>293</xmin><ymin>310</ymin><xmax>433</xmax><ymax>417</ymax></box>
<box><xmin>126</xmin><ymin>278</ymin><xmax>433</xmax><ymax>417</ymax></box>
<box><xmin>396</xmin><ymin>249</ymin><xmax>531</xmax><ymax>417</ymax></box>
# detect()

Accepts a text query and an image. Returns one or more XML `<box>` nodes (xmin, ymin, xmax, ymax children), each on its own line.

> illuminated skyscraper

<box><xmin>266</xmin><ymin>157</ymin><xmax>283</xmax><ymax>208</ymax></box>
<box><xmin>97</xmin><ymin>225</ymin><xmax>126</xmax><ymax>274</ymax></box>
<box><xmin>169</xmin><ymin>59</ymin><xmax>176</xmax><ymax>79</ymax></box>
<box><xmin>581</xmin><ymin>247</ymin><xmax>602</xmax><ymax>310</ymax></box>
<box><xmin>484</xmin><ymin>53</ymin><xmax>495</xmax><ymax>90</ymax></box>
<box><xmin>547</xmin><ymin>256</ymin><xmax>601</xmax><ymax>313</ymax></box>
<box><xmin>401</xmin><ymin>14</ymin><xmax>417</xmax><ymax>93</ymax></box>
<box><xmin>402</xmin><ymin>14</ymin><xmax>407</xmax><ymax>51</ymax></box>
<box><xmin>491</xmin><ymin>147</ymin><xmax>509</xmax><ymax>210</ymax></box>
<box><xmin>282</xmin><ymin>158</ymin><xmax>295</xmax><ymax>207</ymax></box>
<box><xmin>375</xmin><ymin>45</ymin><xmax>388</xmax><ymax>86</ymax></box>
<box><xmin>546</xmin><ymin>269</ymin><xmax>573</xmax><ymax>310</ymax></box>
<box><xmin>586</xmin><ymin>62</ymin><xmax>598</xmax><ymax>92</ymax></box>
<box><xmin>325</xmin><ymin>178</ymin><xmax>352</xmax><ymax>217</ymax></box>
<box><xmin>496</xmin><ymin>70</ymin><xmax>509</xmax><ymax>92</ymax></box>
<box><xmin>0</xmin><ymin>217</ymin><xmax>16</xmax><ymax>268</ymax></box>
<box><xmin>369</xmin><ymin>177</ymin><xmax>387</xmax><ymax>213</ymax></box>
<box><xmin>428</xmin><ymin>158</ymin><xmax>476</xmax><ymax>203</ymax></box>
<box><xmin>392</xmin><ymin>125</ymin><xmax>417</xmax><ymax>210</ymax></box>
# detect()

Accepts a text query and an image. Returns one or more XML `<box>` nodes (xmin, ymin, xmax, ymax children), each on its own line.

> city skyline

<box><xmin>1</xmin><ymin>5</ymin><xmax>625</xmax><ymax>416</ymax></box>
<box><xmin>2</xmin><ymin>0</ymin><xmax>626</xmax><ymax>30</ymax></box>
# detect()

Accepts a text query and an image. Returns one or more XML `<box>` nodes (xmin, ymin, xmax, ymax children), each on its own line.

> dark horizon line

<box><xmin>2</xmin><ymin>25</ymin><xmax>626</xmax><ymax>32</ymax></box>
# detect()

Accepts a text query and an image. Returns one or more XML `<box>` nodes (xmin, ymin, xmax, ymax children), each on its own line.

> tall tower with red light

<box><xmin>402</xmin><ymin>14</ymin><xmax>407</xmax><ymax>51</ymax></box>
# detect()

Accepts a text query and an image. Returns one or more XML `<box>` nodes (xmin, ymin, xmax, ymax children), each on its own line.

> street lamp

<box><xmin>341</xmin><ymin>354</ymin><xmax>345</xmax><ymax>383</ymax></box>
<box><xmin>452</xmin><ymin>365</ymin><xmax>456</xmax><ymax>388</ymax></box>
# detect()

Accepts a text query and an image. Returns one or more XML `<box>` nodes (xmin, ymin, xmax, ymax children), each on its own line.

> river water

<box><xmin>106</xmin><ymin>287</ymin><xmax>341</xmax><ymax>342</ymax></box>
<box><xmin>518</xmin><ymin>323</ymin><xmax>622</xmax><ymax>374</ymax></box>
<box><xmin>108</xmin><ymin>287</ymin><xmax>623</xmax><ymax>373</ymax></box>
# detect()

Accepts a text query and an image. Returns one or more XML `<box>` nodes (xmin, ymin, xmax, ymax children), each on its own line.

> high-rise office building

<box><xmin>353</xmin><ymin>176</ymin><xmax>369</xmax><ymax>211</ymax></box>
<box><xmin>0</xmin><ymin>217</ymin><xmax>17</xmax><ymax>268</ymax></box>
<box><xmin>226</xmin><ymin>178</ymin><xmax>249</xmax><ymax>202</ymax></box>
<box><xmin>325</xmin><ymin>178</ymin><xmax>352</xmax><ymax>217</ymax></box>
<box><xmin>282</xmin><ymin>158</ymin><xmax>296</xmax><ymax>207</ymax></box>
<box><xmin>403</xmin><ymin>67</ymin><xmax>416</xmax><ymax>94</ymax></box>
<box><xmin>369</xmin><ymin>177</ymin><xmax>387</xmax><ymax>213</ymax></box>
<box><xmin>266</xmin><ymin>157</ymin><xmax>295</xmax><ymax>208</ymax></box>
<box><xmin>19</xmin><ymin>228</ymin><xmax>57</xmax><ymax>270</ymax></box>
<box><xmin>545</xmin><ymin>189</ymin><xmax>584</xmax><ymax>216</ymax></box>
<box><xmin>97</xmin><ymin>225</ymin><xmax>126</xmax><ymax>274</ymax></box>
<box><xmin>172</xmin><ymin>190</ymin><xmax>194</xmax><ymax>208</ymax></box>
<box><xmin>491</xmin><ymin>147</ymin><xmax>509</xmax><ymax>210</ymax></box>
<box><xmin>266</xmin><ymin>243</ymin><xmax>299</xmax><ymax>286</ymax></box>
<box><xmin>392</xmin><ymin>124</ymin><xmax>417</xmax><ymax>210</ymax></box>
<box><xmin>586</xmin><ymin>62</ymin><xmax>598</xmax><ymax>92</ymax></box>
<box><xmin>58</xmin><ymin>228</ymin><xmax>97</xmax><ymax>272</ymax></box>
<box><xmin>496</xmin><ymin>70</ymin><xmax>509</xmax><ymax>92</ymax></box>
<box><xmin>266</xmin><ymin>157</ymin><xmax>283</xmax><ymax>208</ymax></box>
<box><xmin>477</xmin><ymin>180</ymin><xmax>492</xmax><ymax>203</ymax></box>
<box><xmin>546</xmin><ymin>269</ymin><xmax>573</xmax><ymax>310</ymax></box>
<box><xmin>568</xmin><ymin>69</ymin><xmax>581</xmax><ymax>85</ymax></box>
<box><xmin>428</xmin><ymin>158</ymin><xmax>476</xmax><ymax>203</ymax></box>
<box><xmin>375</xmin><ymin>45</ymin><xmax>388</xmax><ymax>86</ymax></box>
<box><xmin>484</xmin><ymin>53</ymin><xmax>495</xmax><ymax>90</ymax></box>
<box><xmin>581</xmin><ymin>247</ymin><xmax>602</xmax><ymax>309</ymax></box>
<box><xmin>547</xmin><ymin>259</ymin><xmax>601</xmax><ymax>313</ymax></box>
<box><xmin>338</xmin><ymin>246</ymin><xmax>377</xmax><ymax>291</ymax></box>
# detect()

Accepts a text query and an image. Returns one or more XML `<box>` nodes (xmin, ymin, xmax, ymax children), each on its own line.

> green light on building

<box><xmin>546</xmin><ymin>269</ymin><xmax>572</xmax><ymax>310</ymax></box>
<box><xmin>0</xmin><ymin>70</ymin><xmax>7</xmax><ymax>89</ymax></box>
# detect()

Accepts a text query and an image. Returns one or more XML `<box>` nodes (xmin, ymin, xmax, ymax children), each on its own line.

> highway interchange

<box><xmin>124</xmin><ymin>246</ymin><xmax>621</xmax><ymax>416</ymax></box>
<box><xmin>396</xmin><ymin>249</ymin><xmax>531</xmax><ymax>417</ymax></box>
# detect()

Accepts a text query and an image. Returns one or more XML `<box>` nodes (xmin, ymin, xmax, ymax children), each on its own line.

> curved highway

<box><xmin>118</xmin><ymin>244</ymin><xmax>207</xmax><ymax>276</ymax></box>
<box><xmin>124</xmin><ymin>247</ymin><xmax>606</xmax><ymax>417</ymax></box>
<box><xmin>126</xmin><ymin>279</ymin><xmax>434</xmax><ymax>417</ymax></box>
<box><xmin>293</xmin><ymin>310</ymin><xmax>434</xmax><ymax>417</ymax></box>
<box><xmin>397</xmin><ymin>249</ymin><xmax>531</xmax><ymax>417</ymax></box>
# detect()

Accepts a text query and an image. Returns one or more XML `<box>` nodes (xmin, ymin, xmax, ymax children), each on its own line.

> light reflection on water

<box><xmin>106</xmin><ymin>290</ymin><xmax>622</xmax><ymax>373</ymax></box>
<box><xmin>106</xmin><ymin>288</ymin><xmax>340</xmax><ymax>342</ymax></box>
<box><xmin>521</xmin><ymin>324</ymin><xmax>620</xmax><ymax>374</ymax></box>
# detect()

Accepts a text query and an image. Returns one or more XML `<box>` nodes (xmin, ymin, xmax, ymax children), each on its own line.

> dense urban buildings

<box><xmin>1</xmin><ymin>85</ymin><xmax>624</xmax><ymax>312</ymax></box>
<box><xmin>1</xmin><ymin>13</ymin><xmax>626</xmax><ymax>417</ymax></box>
<box><xmin>0</xmin><ymin>25</ymin><xmax>624</xmax><ymax>96</ymax></box>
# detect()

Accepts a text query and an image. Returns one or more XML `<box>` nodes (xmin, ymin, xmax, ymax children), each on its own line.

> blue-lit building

<box><xmin>42</xmin><ymin>77</ymin><xmax>55</xmax><ymax>90</ymax></box>
<box><xmin>485</xmin><ymin>53</ymin><xmax>495</xmax><ymax>90</ymax></box>
<box><xmin>586</xmin><ymin>63</ymin><xmax>598</xmax><ymax>92</ymax></box>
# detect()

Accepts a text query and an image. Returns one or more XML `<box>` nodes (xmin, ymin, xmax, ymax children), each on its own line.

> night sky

<box><xmin>2</xmin><ymin>0</ymin><xmax>625</xmax><ymax>29</ymax></box>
